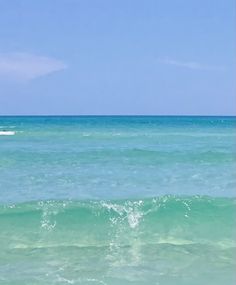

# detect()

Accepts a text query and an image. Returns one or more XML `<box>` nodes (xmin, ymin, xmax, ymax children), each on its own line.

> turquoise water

<box><xmin>0</xmin><ymin>116</ymin><xmax>236</xmax><ymax>284</ymax></box>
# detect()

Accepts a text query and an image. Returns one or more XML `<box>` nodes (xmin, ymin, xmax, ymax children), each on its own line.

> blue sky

<box><xmin>0</xmin><ymin>0</ymin><xmax>235</xmax><ymax>115</ymax></box>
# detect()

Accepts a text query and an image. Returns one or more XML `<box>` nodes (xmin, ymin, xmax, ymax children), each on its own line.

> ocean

<box><xmin>0</xmin><ymin>116</ymin><xmax>235</xmax><ymax>285</ymax></box>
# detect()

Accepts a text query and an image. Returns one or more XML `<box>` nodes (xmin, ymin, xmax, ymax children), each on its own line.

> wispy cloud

<box><xmin>159</xmin><ymin>57</ymin><xmax>224</xmax><ymax>71</ymax></box>
<box><xmin>0</xmin><ymin>52</ymin><xmax>67</xmax><ymax>81</ymax></box>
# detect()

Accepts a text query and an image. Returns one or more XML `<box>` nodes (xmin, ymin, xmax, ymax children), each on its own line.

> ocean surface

<box><xmin>0</xmin><ymin>116</ymin><xmax>235</xmax><ymax>285</ymax></box>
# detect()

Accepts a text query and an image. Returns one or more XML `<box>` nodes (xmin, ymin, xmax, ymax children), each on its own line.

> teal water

<box><xmin>0</xmin><ymin>116</ymin><xmax>236</xmax><ymax>284</ymax></box>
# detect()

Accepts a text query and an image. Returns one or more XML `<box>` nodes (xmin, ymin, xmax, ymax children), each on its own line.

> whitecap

<box><xmin>0</xmin><ymin>131</ymin><xmax>15</xmax><ymax>136</ymax></box>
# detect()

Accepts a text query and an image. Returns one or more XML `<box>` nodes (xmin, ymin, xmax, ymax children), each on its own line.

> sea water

<box><xmin>0</xmin><ymin>116</ymin><xmax>235</xmax><ymax>284</ymax></box>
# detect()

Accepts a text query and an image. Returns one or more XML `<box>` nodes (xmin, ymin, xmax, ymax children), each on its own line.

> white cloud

<box><xmin>159</xmin><ymin>57</ymin><xmax>224</xmax><ymax>71</ymax></box>
<box><xmin>0</xmin><ymin>52</ymin><xmax>67</xmax><ymax>81</ymax></box>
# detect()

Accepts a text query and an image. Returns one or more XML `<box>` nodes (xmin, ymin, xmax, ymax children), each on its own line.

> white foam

<box><xmin>0</xmin><ymin>131</ymin><xmax>15</xmax><ymax>136</ymax></box>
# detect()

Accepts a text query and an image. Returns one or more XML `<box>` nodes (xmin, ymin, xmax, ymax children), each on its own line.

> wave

<box><xmin>6</xmin><ymin>148</ymin><xmax>234</xmax><ymax>165</ymax></box>
<box><xmin>0</xmin><ymin>130</ymin><xmax>15</xmax><ymax>136</ymax></box>
<box><xmin>0</xmin><ymin>196</ymin><xmax>235</xmax><ymax>250</ymax></box>
<box><xmin>1</xmin><ymin>196</ymin><xmax>235</xmax><ymax>284</ymax></box>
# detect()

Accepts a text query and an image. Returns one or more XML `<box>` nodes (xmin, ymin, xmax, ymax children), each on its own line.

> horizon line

<box><xmin>0</xmin><ymin>114</ymin><xmax>235</xmax><ymax>117</ymax></box>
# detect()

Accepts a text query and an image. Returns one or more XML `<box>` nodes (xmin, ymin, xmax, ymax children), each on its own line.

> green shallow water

<box><xmin>0</xmin><ymin>196</ymin><xmax>235</xmax><ymax>285</ymax></box>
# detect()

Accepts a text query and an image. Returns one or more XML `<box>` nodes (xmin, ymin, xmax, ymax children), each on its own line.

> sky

<box><xmin>0</xmin><ymin>0</ymin><xmax>235</xmax><ymax>115</ymax></box>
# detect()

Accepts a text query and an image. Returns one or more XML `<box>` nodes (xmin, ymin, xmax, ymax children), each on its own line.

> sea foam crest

<box><xmin>101</xmin><ymin>200</ymin><xmax>144</xmax><ymax>229</ymax></box>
